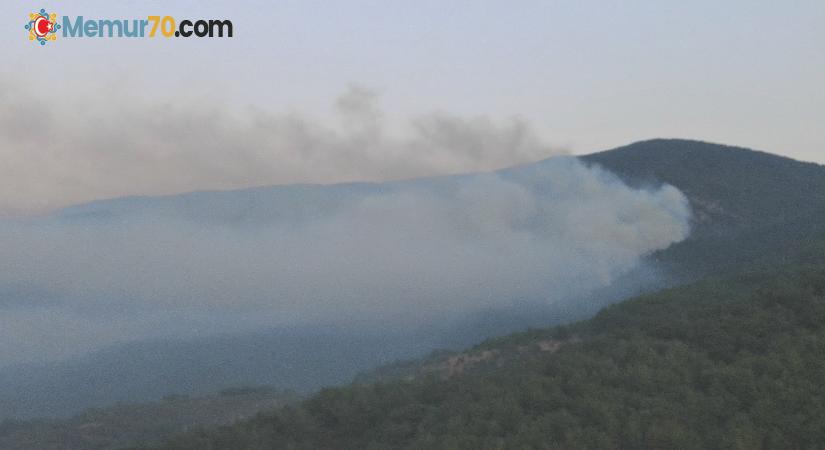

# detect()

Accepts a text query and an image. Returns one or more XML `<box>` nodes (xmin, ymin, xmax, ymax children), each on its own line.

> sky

<box><xmin>0</xmin><ymin>0</ymin><xmax>823</xmax><ymax>212</ymax></box>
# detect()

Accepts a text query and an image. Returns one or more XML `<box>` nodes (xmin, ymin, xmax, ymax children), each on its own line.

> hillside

<box><xmin>351</xmin><ymin>139</ymin><xmax>825</xmax><ymax>384</ymax></box>
<box><xmin>582</xmin><ymin>139</ymin><xmax>825</xmax><ymax>237</ymax></box>
<box><xmin>4</xmin><ymin>139</ymin><xmax>824</xmax><ymax>443</ymax></box>
<box><xmin>158</xmin><ymin>265</ymin><xmax>825</xmax><ymax>449</ymax></box>
<box><xmin>583</xmin><ymin>139</ymin><xmax>825</xmax><ymax>277</ymax></box>
<box><xmin>0</xmin><ymin>141</ymin><xmax>687</xmax><ymax>419</ymax></box>
<box><xmin>146</xmin><ymin>140</ymin><xmax>825</xmax><ymax>449</ymax></box>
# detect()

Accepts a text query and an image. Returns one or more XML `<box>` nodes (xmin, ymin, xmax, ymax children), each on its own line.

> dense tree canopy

<box><xmin>158</xmin><ymin>266</ymin><xmax>825</xmax><ymax>449</ymax></box>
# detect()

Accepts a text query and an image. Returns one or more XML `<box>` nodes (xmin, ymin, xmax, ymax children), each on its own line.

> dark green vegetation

<box><xmin>0</xmin><ymin>387</ymin><xmax>298</xmax><ymax>450</ymax></box>
<box><xmin>151</xmin><ymin>140</ymin><xmax>825</xmax><ymax>449</ymax></box>
<box><xmin>583</xmin><ymin>139</ymin><xmax>825</xmax><ymax>276</ymax></box>
<box><xmin>159</xmin><ymin>266</ymin><xmax>825</xmax><ymax>449</ymax></box>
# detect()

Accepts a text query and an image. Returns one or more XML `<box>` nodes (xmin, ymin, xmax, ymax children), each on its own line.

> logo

<box><xmin>25</xmin><ymin>9</ymin><xmax>60</xmax><ymax>45</ymax></box>
<box><xmin>23</xmin><ymin>9</ymin><xmax>233</xmax><ymax>45</ymax></box>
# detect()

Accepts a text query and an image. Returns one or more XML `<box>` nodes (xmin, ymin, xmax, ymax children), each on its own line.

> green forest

<box><xmin>5</xmin><ymin>140</ymin><xmax>825</xmax><ymax>450</ymax></box>
<box><xmin>153</xmin><ymin>142</ymin><xmax>825</xmax><ymax>449</ymax></box>
<box><xmin>157</xmin><ymin>266</ymin><xmax>825</xmax><ymax>449</ymax></box>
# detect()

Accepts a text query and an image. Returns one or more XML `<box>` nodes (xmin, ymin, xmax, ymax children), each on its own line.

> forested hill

<box><xmin>582</xmin><ymin>139</ymin><xmax>825</xmax><ymax>238</ymax></box>
<box><xmin>10</xmin><ymin>140</ymin><xmax>825</xmax><ymax>449</ymax></box>
<box><xmin>154</xmin><ymin>140</ymin><xmax>825</xmax><ymax>449</ymax></box>
<box><xmin>584</xmin><ymin>139</ymin><xmax>825</xmax><ymax>277</ymax></box>
<box><xmin>355</xmin><ymin>140</ymin><xmax>825</xmax><ymax>384</ymax></box>
<box><xmin>158</xmin><ymin>264</ymin><xmax>825</xmax><ymax>449</ymax></box>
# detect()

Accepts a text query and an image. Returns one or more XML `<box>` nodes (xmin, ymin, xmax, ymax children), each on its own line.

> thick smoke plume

<box><xmin>0</xmin><ymin>157</ymin><xmax>690</xmax><ymax>365</ymax></box>
<box><xmin>0</xmin><ymin>81</ymin><xmax>691</xmax><ymax>366</ymax></box>
<box><xmin>0</xmin><ymin>81</ymin><xmax>557</xmax><ymax>215</ymax></box>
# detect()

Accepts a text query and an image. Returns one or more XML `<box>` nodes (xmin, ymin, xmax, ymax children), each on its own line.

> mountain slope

<box><xmin>583</xmin><ymin>139</ymin><xmax>825</xmax><ymax>277</ymax></box>
<box><xmin>158</xmin><ymin>265</ymin><xmax>825</xmax><ymax>449</ymax></box>
<box><xmin>4</xmin><ymin>139</ymin><xmax>822</xmax><ymax>423</ymax></box>
<box><xmin>352</xmin><ymin>139</ymin><xmax>825</xmax><ymax>384</ymax></box>
<box><xmin>582</xmin><ymin>139</ymin><xmax>825</xmax><ymax>237</ymax></box>
<box><xmin>145</xmin><ymin>139</ymin><xmax>825</xmax><ymax>449</ymax></box>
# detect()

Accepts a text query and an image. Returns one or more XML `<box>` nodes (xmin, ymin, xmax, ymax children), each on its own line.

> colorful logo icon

<box><xmin>25</xmin><ymin>9</ymin><xmax>60</xmax><ymax>45</ymax></box>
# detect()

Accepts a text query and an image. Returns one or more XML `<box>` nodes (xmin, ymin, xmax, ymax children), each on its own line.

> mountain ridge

<box><xmin>3</xmin><ymin>138</ymin><xmax>822</xmax><ymax>431</ymax></box>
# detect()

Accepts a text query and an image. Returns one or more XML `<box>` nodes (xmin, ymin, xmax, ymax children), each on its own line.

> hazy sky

<box><xmin>1</xmin><ymin>0</ymin><xmax>823</xmax><ymax>211</ymax></box>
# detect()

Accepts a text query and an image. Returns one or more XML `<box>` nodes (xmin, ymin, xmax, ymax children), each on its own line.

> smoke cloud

<box><xmin>0</xmin><ymin>155</ymin><xmax>690</xmax><ymax>366</ymax></box>
<box><xmin>0</xmin><ymin>80</ymin><xmax>692</xmax><ymax>366</ymax></box>
<box><xmin>0</xmin><ymin>80</ymin><xmax>558</xmax><ymax>215</ymax></box>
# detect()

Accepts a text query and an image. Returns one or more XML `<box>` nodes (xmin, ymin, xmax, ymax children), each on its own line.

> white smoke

<box><xmin>0</xmin><ymin>81</ymin><xmax>558</xmax><ymax>215</ymax></box>
<box><xmin>0</xmin><ymin>80</ymin><xmax>692</xmax><ymax>365</ymax></box>
<box><xmin>0</xmin><ymin>156</ymin><xmax>691</xmax><ymax>365</ymax></box>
